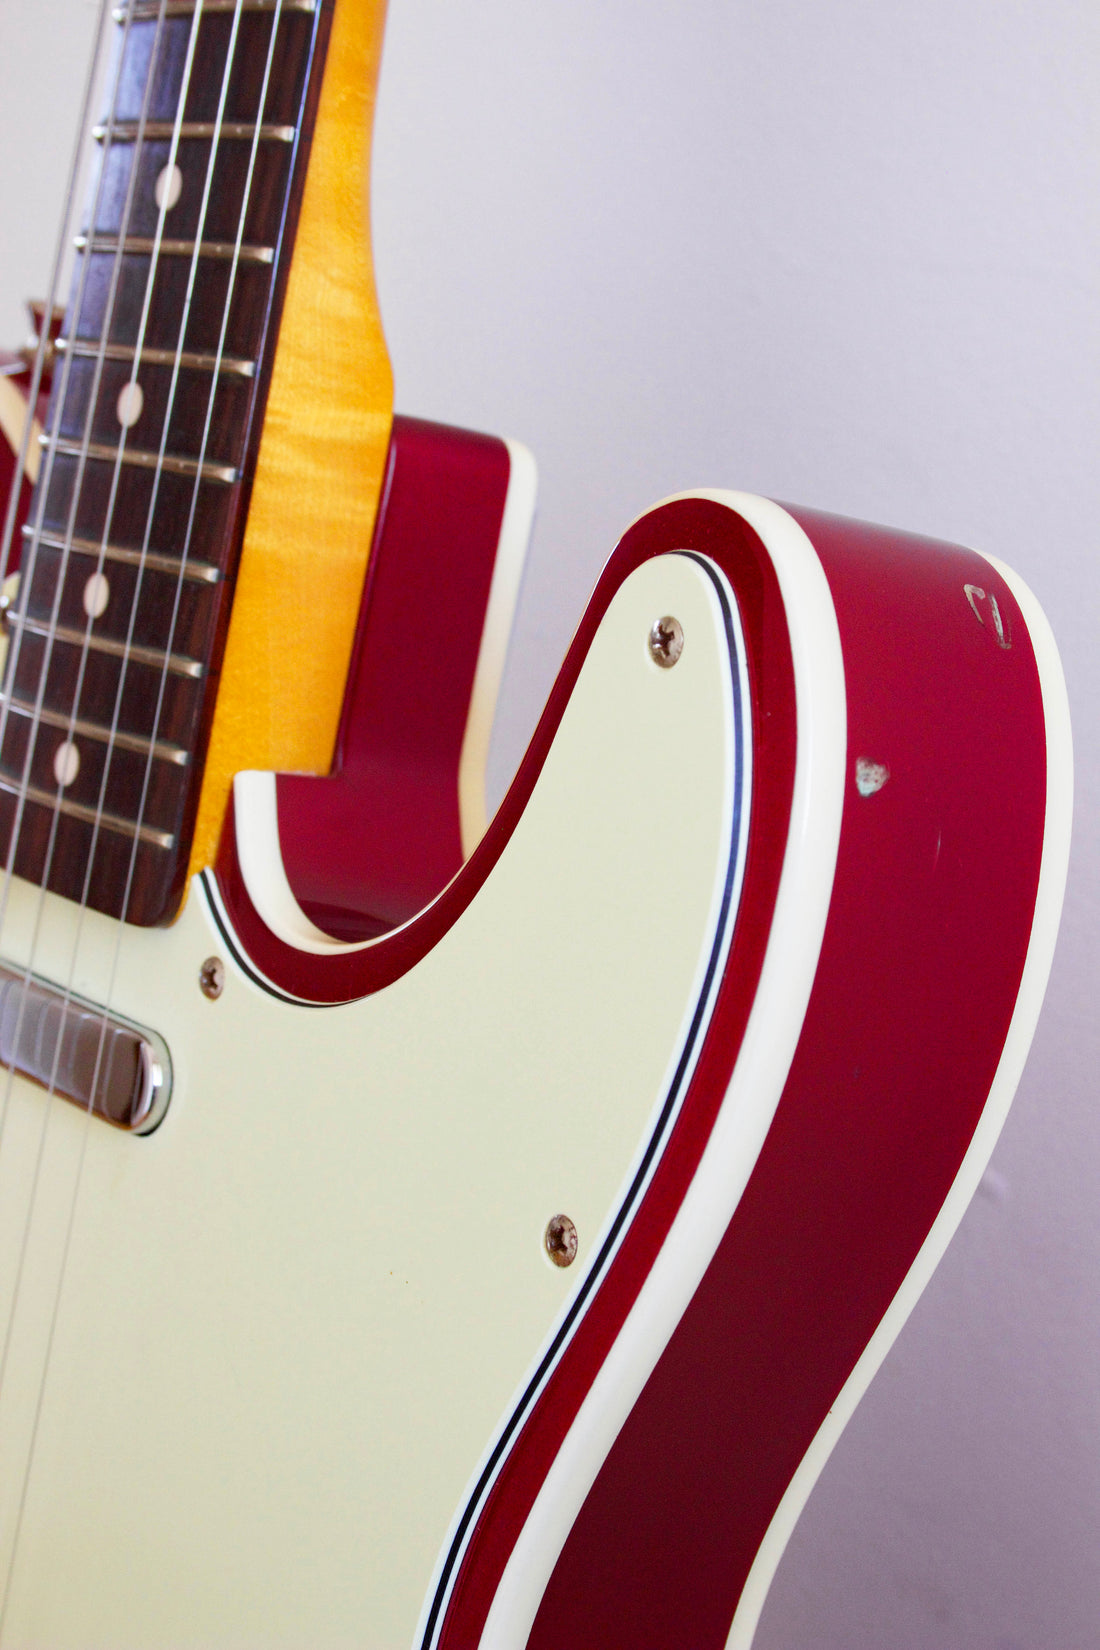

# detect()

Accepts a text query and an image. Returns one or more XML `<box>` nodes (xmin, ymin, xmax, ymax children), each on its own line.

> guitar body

<box><xmin>0</xmin><ymin>3</ymin><xmax>1072</xmax><ymax>1647</ymax></box>
<box><xmin>0</xmin><ymin>457</ymin><xmax>1070</xmax><ymax>1645</ymax></box>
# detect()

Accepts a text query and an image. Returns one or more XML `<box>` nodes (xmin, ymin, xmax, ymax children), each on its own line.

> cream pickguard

<box><xmin>0</xmin><ymin>552</ymin><xmax>747</xmax><ymax>1646</ymax></box>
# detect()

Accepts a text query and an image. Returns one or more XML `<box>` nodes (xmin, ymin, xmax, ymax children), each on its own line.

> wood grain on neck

<box><xmin>187</xmin><ymin>0</ymin><xmax>393</xmax><ymax>886</ymax></box>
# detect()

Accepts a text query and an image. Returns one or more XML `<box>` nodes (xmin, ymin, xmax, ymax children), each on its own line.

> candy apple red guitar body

<box><xmin>0</xmin><ymin>2</ymin><xmax>1070</xmax><ymax>1646</ymax></box>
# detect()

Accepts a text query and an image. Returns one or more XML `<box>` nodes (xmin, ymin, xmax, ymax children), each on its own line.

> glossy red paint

<box><xmin>214</xmin><ymin>495</ymin><xmax>795</xmax><ymax>1010</ymax></box>
<box><xmin>214</xmin><ymin>481</ymin><xmax>1049</xmax><ymax>1650</ymax></box>
<box><xmin>520</xmin><ymin>510</ymin><xmax>1046</xmax><ymax>1649</ymax></box>
<box><xmin>423</xmin><ymin>500</ymin><xmax>797</xmax><ymax>1650</ymax></box>
<box><xmin>275</xmin><ymin>415</ymin><xmax>513</xmax><ymax>938</ymax></box>
<box><xmin>0</xmin><ymin>303</ymin><xmax>63</xmax><ymax>573</ymax></box>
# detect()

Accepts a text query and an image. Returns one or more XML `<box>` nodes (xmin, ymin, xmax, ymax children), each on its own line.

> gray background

<box><xmin>0</xmin><ymin>2</ymin><xmax>1097</xmax><ymax>1644</ymax></box>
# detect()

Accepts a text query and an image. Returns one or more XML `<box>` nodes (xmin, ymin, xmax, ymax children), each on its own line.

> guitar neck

<box><xmin>1</xmin><ymin>0</ymin><xmax>392</xmax><ymax>928</ymax></box>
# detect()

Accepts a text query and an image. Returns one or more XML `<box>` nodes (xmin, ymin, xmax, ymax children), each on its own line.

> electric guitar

<box><xmin>0</xmin><ymin>2</ymin><xmax>1072</xmax><ymax>1646</ymax></box>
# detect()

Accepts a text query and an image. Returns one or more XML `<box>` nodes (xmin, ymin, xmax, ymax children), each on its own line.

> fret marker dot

<box><xmin>83</xmin><ymin>572</ymin><xmax>110</xmax><ymax>619</ymax></box>
<box><xmin>155</xmin><ymin>163</ymin><xmax>183</xmax><ymax>212</ymax></box>
<box><xmin>53</xmin><ymin>741</ymin><xmax>80</xmax><ymax>789</ymax></box>
<box><xmin>116</xmin><ymin>380</ymin><xmax>144</xmax><ymax>428</ymax></box>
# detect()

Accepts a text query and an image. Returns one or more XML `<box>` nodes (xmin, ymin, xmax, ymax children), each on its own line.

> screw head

<box><xmin>544</xmin><ymin>1213</ymin><xmax>578</xmax><ymax>1268</ymax></box>
<box><xmin>648</xmin><ymin>615</ymin><xmax>684</xmax><ymax>668</ymax></box>
<box><xmin>198</xmin><ymin>956</ymin><xmax>225</xmax><ymax>1000</ymax></box>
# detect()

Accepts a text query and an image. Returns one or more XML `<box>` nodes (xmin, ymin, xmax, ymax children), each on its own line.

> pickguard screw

<box><xmin>648</xmin><ymin>615</ymin><xmax>683</xmax><ymax>668</ymax></box>
<box><xmin>545</xmin><ymin>1213</ymin><xmax>578</xmax><ymax>1268</ymax></box>
<box><xmin>199</xmin><ymin>956</ymin><xmax>225</xmax><ymax>1000</ymax></box>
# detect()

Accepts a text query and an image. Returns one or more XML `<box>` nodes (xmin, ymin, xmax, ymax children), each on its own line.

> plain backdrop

<box><xmin>0</xmin><ymin>3</ymin><xmax>1097</xmax><ymax>1646</ymax></box>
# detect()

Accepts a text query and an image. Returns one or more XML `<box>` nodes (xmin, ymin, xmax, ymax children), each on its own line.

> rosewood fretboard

<box><xmin>0</xmin><ymin>0</ymin><xmax>332</xmax><ymax>925</ymax></box>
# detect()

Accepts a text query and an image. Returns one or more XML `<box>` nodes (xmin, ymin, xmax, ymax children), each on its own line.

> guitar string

<box><xmin>0</xmin><ymin>0</ymin><xmax>227</xmax><ymax>1618</ymax></box>
<box><xmin>0</xmin><ymin>0</ymin><xmax>288</xmax><ymax>1320</ymax></box>
<box><xmin>0</xmin><ymin>4</ymin><xmax>180</xmax><ymax>1623</ymax></box>
<box><xmin>0</xmin><ymin>0</ymin><xmax>303</xmax><ymax>1625</ymax></box>
<box><xmin>0</xmin><ymin>1</ymin><xmax>215</xmax><ymax>1626</ymax></box>
<box><xmin>91</xmin><ymin>0</ymin><xmax>291</xmax><ymax>943</ymax></box>
<box><xmin>0</xmin><ymin>0</ymin><xmax>215</xmax><ymax>1166</ymax></box>
<box><xmin>0</xmin><ymin>0</ymin><xmax>123</xmax><ymax>1192</ymax></box>
<box><xmin>0</xmin><ymin>0</ymin><xmax>144</xmax><ymax>1379</ymax></box>
<box><xmin>0</xmin><ymin>0</ymin><xmax>145</xmax><ymax>1621</ymax></box>
<box><xmin>0</xmin><ymin>0</ymin><xmax>156</xmax><ymax>1000</ymax></box>
<box><xmin>90</xmin><ymin>0</ymin><xmax>295</xmax><ymax>941</ymax></box>
<box><xmin>0</xmin><ymin>0</ymin><xmax>133</xmax><ymax>965</ymax></box>
<box><xmin>0</xmin><ymin>0</ymin><xmax>169</xmax><ymax>1240</ymax></box>
<box><xmin>0</xmin><ymin>20</ymin><xmax>108</xmax><ymax>590</ymax></box>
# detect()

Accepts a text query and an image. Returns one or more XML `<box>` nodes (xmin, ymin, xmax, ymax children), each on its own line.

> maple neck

<box><xmin>0</xmin><ymin>0</ymin><xmax>334</xmax><ymax>926</ymax></box>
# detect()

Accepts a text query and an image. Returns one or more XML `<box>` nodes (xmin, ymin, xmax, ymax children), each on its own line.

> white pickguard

<box><xmin>0</xmin><ymin>554</ymin><xmax>745</xmax><ymax>1648</ymax></box>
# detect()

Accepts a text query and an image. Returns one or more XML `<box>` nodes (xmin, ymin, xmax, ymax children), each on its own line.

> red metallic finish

<box><xmin>213</xmin><ymin>498</ymin><xmax>795</xmax><ymax>1014</ymax></box>
<box><xmin>1</xmin><ymin>303</ymin><xmax>63</xmax><ymax>572</ymax></box>
<box><xmin>276</xmin><ymin>415</ymin><xmax>513</xmax><ymax>938</ymax></box>
<box><xmin>521</xmin><ymin>511</ymin><xmax>1047</xmax><ymax>1649</ymax></box>
<box><xmin>424</xmin><ymin>501</ymin><xmax>796</xmax><ymax>1650</ymax></box>
<box><xmin>0</xmin><ymin>361</ymin><xmax>47</xmax><ymax>574</ymax></box>
<box><xmin>214</xmin><ymin>484</ymin><xmax>1049</xmax><ymax>1650</ymax></box>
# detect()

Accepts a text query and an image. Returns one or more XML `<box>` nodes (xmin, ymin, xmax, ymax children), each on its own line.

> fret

<box><xmin>55</xmin><ymin>338</ymin><xmax>255</xmax><ymax>379</ymax></box>
<box><xmin>1</xmin><ymin>699</ymin><xmax>189</xmax><ymax>767</ymax></box>
<box><xmin>74</xmin><ymin>234</ymin><xmax>274</xmax><ymax>266</ymax></box>
<box><xmin>7</xmin><ymin>615</ymin><xmax>205</xmax><ymax>680</ymax></box>
<box><xmin>38</xmin><ymin>462</ymin><xmax>237</xmax><ymax>584</ymax></box>
<box><xmin>7</xmin><ymin>0</ymin><xmax>331</xmax><ymax>926</ymax></box>
<box><xmin>115</xmin><ymin>0</ymin><xmax>316</xmax><ymax>18</ymax></box>
<box><xmin>0</xmin><ymin>706</ymin><xmax>192</xmax><ymax>828</ymax></box>
<box><xmin>6</xmin><ymin>634</ymin><xmax>204</xmax><ymax>752</ymax></box>
<box><xmin>52</xmin><ymin>355</ymin><xmax>251</xmax><ymax>474</ymax></box>
<box><xmin>42</xmin><ymin>437</ymin><xmax>238</xmax><ymax>486</ymax></box>
<box><xmin>92</xmin><ymin>137</ymin><xmax>291</xmax><ymax>270</ymax></box>
<box><xmin>72</xmin><ymin>254</ymin><xmax>269</xmax><ymax>363</ymax></box>
<box><xmin>93</xmin><ymin>120</ymin><xmax>297</xmax><ymax>145</ymax></box>
<box><xmin>0</xmin><ymin>779</ymin><xmax>175</xmax><ymax>851</ymax></box>
<box><xmin>114</xmin><ymin>10</ymin><xmax>315</xmax><ymax>133</ymax></box>
<box><xmin>22</xmin><ymin>526</ymin><xmax>221</xmax><ymax>586</ymax></box>
<box><xmin>20</xmin><ymin>540</ymin><xmax>220</xmax><ymax>662</ymax></box>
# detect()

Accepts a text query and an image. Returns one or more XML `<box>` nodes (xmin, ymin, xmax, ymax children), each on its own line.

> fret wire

<box><xmin>1</xmin><ymin>698</ymin><xmax>189</xmax><ymax>767</ymax></box>
<box><xmin>42</xmin><ymin>437</ymin><xmax>238</xmax><ymax>485</ymax></box>
<box><xmin>0</xmin><ymin>0</ymin><xmax>119</xmax><ymax>590</ymax></box>
<box><xmin>0</xmin><ymin>778</ymin><xmax>175</xmax><ymax>850</ymax></box>
<box><xmin>17</xmin><ymin>0</ymin><xmax>217</xmax><ymax>926</ymax></box>
<box><xmin>8</xmin><ymin>614</ymin><xmax>205</xmax><ymax>680</ymax></box>
<box><xmin>95</xmin><ymin>0</ymin><xmax>253</xmax><ymax>914</ymax></box>
<box><xmin>114</xmin><ymin>0</ymin><xmax>316</xmax><ymax>18</ymax></box>
<box><xmin>55</xmin><ymin>338</ymin><xmax>256</xmax><ymax>378</ymax></box>
<box><xmin>101</xmin><ymin>0</ymin><xmax>296</xmax><ymax>867</ymax></box>
<box><xmin>69</xmin><ymin>0</ymin><xmax>267</xmax><ymax>896</ymax></box>
<box><xmin>74</xmin><ymin>234</ymin><xmax>274</xmax><ymax>265</ymax></box>
<box><xmin>93</xmin><ymin>120</ymin><xmax>297</xmax><ymax>144</ymax></box>
<box><xmin>21</xmin><ymin>526</ymin><xmax>221</xmax><ymax>585</ymax></box>
<box><xmin>44</xmin><ymin>0</ymin><xmax>242</xmax><ymax>848</ymax></box>
<box><xmin>7</xmin><ymin>0</ymin><xmax>324</xmax><ymax>928</ymax></box>
<box><xmin>0</xmin><ymin>0</ymin><xmax>162</xmax><ymax>945</ymax></box>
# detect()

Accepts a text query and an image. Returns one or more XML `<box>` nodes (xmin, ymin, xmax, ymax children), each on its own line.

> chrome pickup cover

<box><xmin>0</xmin><ymin>963</ymin><xmax>170</xmax><ymax>1132</ymax></box>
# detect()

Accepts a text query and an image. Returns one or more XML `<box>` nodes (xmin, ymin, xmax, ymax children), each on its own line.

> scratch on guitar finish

<box><xmin>965</xmin><ymin>582</ymin><xmax>1013</xmax><ymax>648</ymax></box>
